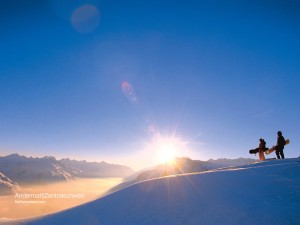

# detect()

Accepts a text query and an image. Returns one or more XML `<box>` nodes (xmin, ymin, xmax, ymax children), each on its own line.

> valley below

<box><xmin>0</xmin><ymin>177</ymin><xmax>122</xmax><ymax>220</ymax></box>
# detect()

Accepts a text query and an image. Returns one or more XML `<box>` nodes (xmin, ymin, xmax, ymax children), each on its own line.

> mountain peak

<box><xmin>5</xmin><ymin>153</ymin><xmax>25</xmax><ymax>160</ymax></box>
<box><xmin>0</xmin><ymin>153</ymin><xmax>134</xmax><ymax>185</ymax></box>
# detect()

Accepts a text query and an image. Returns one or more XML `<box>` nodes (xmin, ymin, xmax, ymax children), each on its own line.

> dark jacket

<box><xmin>277</xmin><ymin>136</ymin><xmax>285</xmax><ymax>149</ymax></box>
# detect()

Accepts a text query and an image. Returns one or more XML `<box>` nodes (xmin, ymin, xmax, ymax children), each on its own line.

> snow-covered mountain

<box><xmin>0</xmin><ymin>154</ymin><xmax>73</xmax><ymax>184</ymax></box>
<box><xmin>109</xmin><ymin>157</ymin><xmax>257</xmax><ymax>193</ymax></box>
<box><xmin>0</xmin><ymin>172</ymin><xmax>19</xmax><ymax>196</ymax></box>
<box><xmin>205</xmin><ymin>157</ymin><xmax>258</xmax><ymax>169</ymax></box>
<box><xmin>5</xmin><ymin>158</ymin><xmax>300</xmax><ymax>225</ymax></box>
<box><xmin>136</xmin><ymin>157</ymin><xmax>257</xmax><ymax>181</ymax></box>
<box><xmin>60</xmin><ymin>158</ymin><xmax>134</xmax><ymax>178</ymax></box>
<box><xmin>0</xmin><ymin>154</ymin><xmax>134</xmax><ymax>185</ymax></box>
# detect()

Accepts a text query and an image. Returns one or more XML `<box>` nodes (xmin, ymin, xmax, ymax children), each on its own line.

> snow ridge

<box><xmin>0</xmin><ymin>172</ymin><xmax>19</xmax><ymax>196</ymax></box>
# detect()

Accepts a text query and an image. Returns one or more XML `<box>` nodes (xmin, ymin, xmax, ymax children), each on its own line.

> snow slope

<box><xmin>110</xmin><ymin>157</ymin><xmax>257</xmax><ymax>193</ymax></box>
<box><xmin>4</xmin><ymin>158</ymin><xmax>300</xmax><ymax>225</ymax></box>
<box><xmin>0</xmin><ymin>172</ymin><xmax>19</xmax><ymax>196</ymax></box>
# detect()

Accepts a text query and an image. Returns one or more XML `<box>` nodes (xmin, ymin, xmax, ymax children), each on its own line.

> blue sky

<box><xmin>1</xmin><ymin>0</ymin><xmax>300</xmax><ymax>169</ymax></box>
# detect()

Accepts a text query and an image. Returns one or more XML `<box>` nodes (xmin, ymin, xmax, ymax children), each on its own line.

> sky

<box><xmin>1</xmin><ymin>0</ymin><xmax>300</xmax><ymax>169</ymax></box>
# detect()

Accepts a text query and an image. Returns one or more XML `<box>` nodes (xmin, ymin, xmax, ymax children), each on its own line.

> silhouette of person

<box><xmin>258</xmin><ymin>138</ymin><xmax>266</xmax><ymax>161</ymax></box>
<box><xmin>275</xmin><ymin>131</ymin><xmax>285</xmax><ymax>159</ymax></box>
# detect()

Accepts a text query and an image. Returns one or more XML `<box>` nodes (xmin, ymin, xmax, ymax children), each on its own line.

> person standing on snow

<box><xmin>258</xmin><ymin>138</ymin><xmax>266</xmax><ymax>161</ymax></box>
<box><xmin>275</xmin><ymin>131</ymin><xmax>285</xmax><ymax>159</ymax></box>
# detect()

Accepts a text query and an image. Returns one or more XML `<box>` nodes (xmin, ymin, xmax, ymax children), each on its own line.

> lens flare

<box><xmin>71</xmin><ymin>5</ymin><xmax>100</xmax><ymax>33</ymax></box>
<box><xmin>121</xmin><ymin>81</ymin><xmax>138</xmax><ymax>103</ymax></box>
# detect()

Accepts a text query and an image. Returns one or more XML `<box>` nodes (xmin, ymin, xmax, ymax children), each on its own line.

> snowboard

<box><xmin>249</xmin><ymin>148</ymin><xmax>259</xmax><ymax>154</ymax></box>
<box><xmin>249</xmin><ymin>147</ymin><xmax>268</xmax><ymax>154</ymax></box>
<box><xmin>265</xmin><ymin>139</ymin><xmax>290</xmax><ymax>155</ymax></box>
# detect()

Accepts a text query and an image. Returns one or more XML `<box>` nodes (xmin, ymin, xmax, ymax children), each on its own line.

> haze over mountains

<box><xmin>0</xmin><ymin>154</ymin><xmax>134</xmax><ymax>195</ymax></box>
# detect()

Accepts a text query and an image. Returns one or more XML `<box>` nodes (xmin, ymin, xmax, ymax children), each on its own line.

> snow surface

<box><xmin>3</xmin><ymin>158</ymin><xmax>300</xmax><ymax>225</ymax></box>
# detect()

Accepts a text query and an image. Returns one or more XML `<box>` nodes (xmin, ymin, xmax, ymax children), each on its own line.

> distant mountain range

<box><xmin>109</xmin><ymin>157</ymin><xmax>257</xmax><ymax>193</ymax></box>
<box><xmin>0</xmin><ymin>154</ymin><xmax>134</xmax><ymax>195</ymax></box>
<box><xmin>135</xmin><ymin>157</ymin><xmax>257</xmax><ymax>181</ymax></box>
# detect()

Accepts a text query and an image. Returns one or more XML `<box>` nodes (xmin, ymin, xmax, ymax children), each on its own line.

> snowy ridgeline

<box><xmin>0</xmin><ymin>172</ymin><xmax>20</xmax><ymax>196</ymax></box>
<box><xmin>110</xmin><ymin>157</ymin><xmax>257</xmax><ymax>193</ymax></box>
<box><xmin>137</xmin><ymin>157</ymin><xmax>258</xmax><ymax>180</ymax></box>
<box><xmin>3</xmin><ymin>158</ymin><xmax>300</xmax><ymax>225</ymax></box>
<box><xmin>0</xmin><ymin>154</ymin><xmax>134</xmax><ymax>194</ymax></box>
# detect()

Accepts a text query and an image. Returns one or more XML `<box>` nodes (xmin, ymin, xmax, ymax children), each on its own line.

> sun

<box><xmin>156</xmin><ymin>142</ymin><xmax>178</xmax><ymax>164</ymax></box>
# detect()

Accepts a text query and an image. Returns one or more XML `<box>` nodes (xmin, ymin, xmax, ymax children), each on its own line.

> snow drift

<box><xmin>3</xmin><ymin>158</ymin><xmax>300</xmax><ymax>225</ymax></box>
